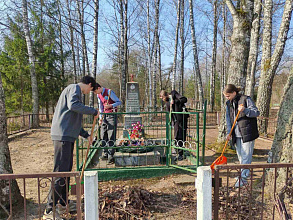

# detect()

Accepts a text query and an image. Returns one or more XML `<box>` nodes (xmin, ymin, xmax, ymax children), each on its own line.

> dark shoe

<box><xmin>100</xmin><ymin>153</ymin><xmax>108</xmax><ymax>160</ymax></box>
<box><xmin>107</xmin><ymin>155</ymin><xmax>115</xmax><ymax>165</ymax></box>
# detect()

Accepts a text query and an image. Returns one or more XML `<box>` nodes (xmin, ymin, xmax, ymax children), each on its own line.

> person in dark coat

<box><xmin>160</xmin><ymin>90</ymin><xmax>189</xmax><ymax>161</ymax></box>
<box><xmin>223</xmin><ymin>84</ymin><xmax>260</xmax><ymax>187</ymax></box>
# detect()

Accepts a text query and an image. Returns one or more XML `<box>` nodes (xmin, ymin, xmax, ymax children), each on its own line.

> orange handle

<box><xmin>80</xmin><ymin>114</ymin><xmax>99</xmax><ymax>181</ymax></box>
<box><xmin>220</xmin><ymin>105</ymin><xmax>243</xmax><ymax>157</ymax></box>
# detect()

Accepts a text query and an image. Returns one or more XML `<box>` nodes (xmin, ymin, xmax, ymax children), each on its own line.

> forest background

<box><xmin>0</xmin><ymin>0</ymin><xmax>292</xmax><ymax>136</ymax></box>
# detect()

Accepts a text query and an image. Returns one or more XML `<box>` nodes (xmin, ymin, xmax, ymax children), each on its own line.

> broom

<box><xmin>210</xmin><ymin>105</ymin><xmax>242</xmax><ymax>171</ymax></box>
<box><xmin>80</xmin><ymin>89</ymin><xmax>113</xmax><ymax>180</ymax></box>
<box><xmin>80</xmin><ymin>113</ymin><xmax>99</xmax><ymax>180</ymax></box>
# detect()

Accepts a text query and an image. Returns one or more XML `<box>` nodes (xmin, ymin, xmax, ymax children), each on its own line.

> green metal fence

<box><xmin>76</xmin><ymin>101</ymin><xmax>207</xmax><ymax>180</ymax></box>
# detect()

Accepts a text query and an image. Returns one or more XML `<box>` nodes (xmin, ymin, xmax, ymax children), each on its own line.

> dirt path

<box><xmin>7</xmin><ymin>127</ymin><xmax>273</xmax><ymax>219</ymax></box>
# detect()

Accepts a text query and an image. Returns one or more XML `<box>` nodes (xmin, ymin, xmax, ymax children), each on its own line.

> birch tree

<box><xmin>256</xmin><ymin>0</ymin><xmax>293</xmax><ymax>134</ymax></box>
<box><xmin>119</xmin><ymin>0</ymin><xmax>127</xmax><ymax>109</ymax></box>
<box><xmin>188</xmin><ymin>0</ymin><xmax>204</xmax><ymax>108</ymax></box>
<box><xmin>76</xmin><ymin>0</ymin><xmax>90</xmax><ymax>77</ymax></box>
<box><xmin>0</xmin><ymin>72</ymin><xmax>22</xmax><ymax>216</ymax></box>
<box><xmin>210</xmin><ymin>0</ymin><xmax>218</xmax><ymax>112</ymax></box>
<box><xmin>147</xmin><ymin>0</ymin><xmax>152</xmax><ymax>107</ymax></box>
<box><xmin>57</xmin><ymin>1</ymin><xmax>65</xmax><ymax>89</ymax></box>
<box><xmin>268</xmin><ymin>66</ymin><xmax>293</xmax><ymax>164</ymax></box>
<box><xmin>245</xmin><ymin>0</ymin><xmax>262</xmax><ymax>98</ymax></box>
<box><xmin>65</xmin><ymin>0</ymin><xmax>77</xmax><ymax>83</ymax></box>
<box><xmin>90</xmin><ymin>0</ymin><xmax>99</xmax><ymax>107</ymax></box>
<box><xmin>22</xmin><ymin>0</ymin><xmax>39</xmax><ymax>127</ymax></box>
<box><xmin>153</xmin><ymin>0</ymin><xmax>160</xmax><ymax>109</ymax></box>
<box><xmin>218</xmin><ymin>2</ymin><xmax>227</xmax><ymax>141</ymax></box>
<box><xmin>171</xmin><ymin>0</ymin><xmax>181</xmax><ymax>91</ymax></box>
<box><xmin>225</xmin><ymin>0</ymin><xmax>254</xmax><ymax>88</ymax></box>
<box><xmin>179</xmin><ymin>0</ymin><xmax>185</xmax><ymax>95</ymax></box>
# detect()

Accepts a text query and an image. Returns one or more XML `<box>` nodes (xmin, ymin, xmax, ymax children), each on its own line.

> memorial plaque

<box><xmin>126</xmin><ymin>82</ymin><xmax>140</xmax><ymax>113</ymax></box>
<box><xmin>124</xmin><ymin>82</ymin><xmax>142</xmax><ymax>131</ymax></box>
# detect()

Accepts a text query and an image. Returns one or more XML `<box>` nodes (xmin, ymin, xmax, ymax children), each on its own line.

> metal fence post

<box><xmin>196</xmin><ymin>166</ymin><xmax>212</xmax><ymax>220</ymax></box>
<box><xmin>84</xmin><ymin>171</ymin><xmax>99</xmax><ymax>220</ymax></box>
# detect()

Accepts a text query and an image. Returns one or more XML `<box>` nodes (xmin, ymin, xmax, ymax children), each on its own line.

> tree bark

<box><xmin>220</xmin><ymin>3</ymin><xmax>227</xmax><ymax>109</ymax></box>
<box><xmin>22</xmin><ymin>0</ymin><xmax>39</xmax><ymax>127</ymax></box>
<box><xmin>124</xmin><ymin>0</ymin><xmax>128</xmax><ymax>85</ymax></box>
<box><xmin>210</xmin><ymin>0</ymin><xmax>218</xmax><ymax>112</ymax></box>
<box><xmin>245</xmin><ymin>0</ymin><xmax>262</xmax><ymax>98</ymax></box>
<box><xmin>90</xmin><ymin>0</ymin><xmax>99</xmax><ymax>107</ymax></box>
<box><xmin>268</xmin><ymin>66</ymin><xmax>293</xmax><ymax>164</ymax></box>
<box><xmin>179</xmin><ymin>0</ymin><xmax>185</xmax><ymax>95</ymax></box>
<box><xmin>172</xmin><ymin>0</ymin><xmax>181</xmax><ymax>91</ymax></box>
<box><xmin>0</xmin><ymin>73</ymin><xmax>22</xmax><ymax>215</ymax></box>
<box><xmin>188</xmin><ymin>0</ymin><xmax>204</xmax><ymax>109</ymax></box>
<box><xmin>257</xmin><ymin>0</ymin><xmax>293</xmax><ymax>134</ymax></box>
<box><xmin>218</xmin><ymin>3</ymin><xmax>227</xmax><ymax>142</ymax></box>
<box><xmin>225</xmin><ymin>0</ymin><xmax>254</xmax><ymax>89</ymax></box>
<box><xmin>57</xmin><ymin>2</ymin><xmax>65</xmax><ymax>89</ymax></box>
<box><xmin>66</xmin><ymin>0</ymin><xmax>77</xmax><ymax>83</ymax></box>
<box><xmin>218</xmin><ymin>0</ymin><xmax>254</xmax><ymax>141</ymax></box>
<box><xmin>153</xmin><ymin>0</ymin><xmax>160</xmax><ymax>110</ymax></box>
<box><xmin>76</xmin><ymin>0</ymin><xmax>90</xmax><ymax>77</ymax></box>
<box><xmin>147</xmin><ymin>0</ymin><xmax>152</xmax><ymax>108</ymax></box>
<box><xmin>119</xmin><ymin>0</ymin><xmax>126</xmax><ymax>109</ymax></box>
<box><xmin>158</xmin><ymin>35</ymin><xmax>162</xmax><ymax>92</ymax></box>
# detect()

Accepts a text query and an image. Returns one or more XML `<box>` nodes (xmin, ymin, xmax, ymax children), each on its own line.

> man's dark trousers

<box><xmin>47</xmin><ymin>141</ymin><xmax>74</xmax><ymax>208</ymax></box>
<box><xmin>101</xmin><ymin>114</ymin><xmax>117</xmax><ymax>156</ymax></box>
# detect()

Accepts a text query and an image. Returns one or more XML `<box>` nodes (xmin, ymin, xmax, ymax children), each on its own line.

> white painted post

<box><xmin>196</xmin><ymin>166</ymin><xmax>212</xmax><ymax>220</ymax></box>
<box><xmin>84</xmin><ymin>171</ymin><xmax>99</xmax><ymax>220</ymax></box>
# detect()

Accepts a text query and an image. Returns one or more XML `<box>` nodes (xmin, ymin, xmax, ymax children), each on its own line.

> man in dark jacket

<box><xmin>160</xmin><ymin>90</ymin><xmax>188</xmax><ymax>161</ymax></box>
<box><xmin>224</xmin><ymin>84</ymin><xmax>260</xmax><ymax>188</ymax></box>
<box><xmin>43</xmin><ymin>75</ymin><xmax>99</xmax><ymax>219</ymax></box>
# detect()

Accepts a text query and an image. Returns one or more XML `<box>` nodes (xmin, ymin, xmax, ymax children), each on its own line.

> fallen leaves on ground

<box><xmin>99</xmin><ymin>185</ymin><xmax>197</xmax><ymax>219</ymax></box>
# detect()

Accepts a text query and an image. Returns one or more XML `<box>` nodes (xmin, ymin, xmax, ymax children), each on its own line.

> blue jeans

<box><xmin>235</xmin><ymin>138</ymin><xmax>255</xmax><ymax>179</ymax></box>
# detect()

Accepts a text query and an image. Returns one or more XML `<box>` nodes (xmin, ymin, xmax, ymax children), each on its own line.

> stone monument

<box><xmin>123</xmin><ymin>75</ymin><xmax>142</xmax><ymax>136</ymax></box>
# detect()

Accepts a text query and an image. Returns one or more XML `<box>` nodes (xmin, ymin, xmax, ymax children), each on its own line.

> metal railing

<box><xmin>7</xmin><ymin>114</ymin><xmax>53</xmax><ymax>136</ymax></box>
<box><xmin>213</xmin><ymin>163</ymin><xmax>293</xmax><ymax>220</ymax></box>
<box><xmin>0</xmin><ymin>172</ymin><xmax>82</xmax><ymax>220</ymax></box>
<box><xmin>76</xmin><ymin>101</ymin><xmax>208</xmax><ymax>177</ymax></box>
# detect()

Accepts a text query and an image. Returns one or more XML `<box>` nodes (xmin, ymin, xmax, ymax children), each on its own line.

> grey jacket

<box><xmin>51</xmin><ymin>84</ymin><xmax>98</xmax><ymax>142</ymax></box>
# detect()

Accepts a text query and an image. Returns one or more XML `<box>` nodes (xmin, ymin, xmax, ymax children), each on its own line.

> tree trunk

<box><xmin>188</xmin><ymin>0</ymin><xmax>204</xmax><ymax>109</ymax></box>
<box><xmin>210</xmin><ymin>0</ymin><xmax>218</xmax><ymax>112</ymax></box>
<box><xmin>124</xmin><ymin>0</ymin><xmax>128</xmax><ymax>85</ymax></box>
<box><xmin>147</xmin><ymin>0</ymin><xmax>152</xmax><ymax>108</ymax></box>
<box><xmin>0</xmin><ymin>73</ymin><xmax>22</xmax><ymax>216</ymax></box>
<box><xmin>22</xmin><ymin>0</ymin><xmax>39</xmax><ymax>128</ymax></box>
<box><xmin>153</xmin><ymin>0</ymin><xmax>160</xmax><ymax>110</ymax></box>
<box><xmin>257</xmin><ymin>0</ymin><xmax>293</xmax><ymax>135</ymax></box>
<box><xmin>245</xmin><ymin>0</ymin><xmax>262</xmax><ymax>98</ymax></box>
<box><xmin>266</xmin><ymin>66</ymin><xmax>293</xmax><ymax>190</ymax></box>
<box><xmin>218</xmin><ymin>3</ymin><xmax>227</xmax><ymax>142</ymax></box>
<box><xmin>66</xmin><ymin>0</ymin><xmax>77</xmax><ymax>83</ymax></box>
<box><xmin>76</xmin><ymin>33</ymin><xmax>82</xmax><ymax>78</ymax></box>
<box><xmin>57</xmin><ymin>2</ymin><xmax>65</xmax><ymax>89</ymax></box>
<box><xmin>225</xmin><ymin>0</ymin><xmax>254</xmax><ymax>89</ymax></box>
<box><xmin>158</xmin><ymin>36</ymin><xmax>162</xmax><ymax>91</ymax></box>
<box><xmin>220</xmin><ymin>3</ymin><xmax>227</xmax><ymax>109</ymax></box>
<box><xmin>218</xmin><ymin>0</ymin><xmax>254</xmax><ymax>141</ymax></box>
<box><xmin>90</xmin><ymin>0</ymin><xmax>99</xmax><ymax>107</ymax></box>
<box><xmin>76</xmin><ymin>0</ymin><xmax>90</xmax><ymax>77</ymax></box>
<box><xmin>179</xmin><ymin>0</ymin><xmax>185</xmax><ymax>95</ymax></box>
<box><xmin>268</xmin><ymin>67</ymin><xmax>293</xmax><ymax>164</ymax></box>
<box><xmin>172</xmin><ymin>0</ymin><xmax>181</xmax><ymax>91</ymax></box>
<box><xmin>119</xmin><ymin>0</ymin><xmax>126</xmax><ymax>110</ymax></box>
